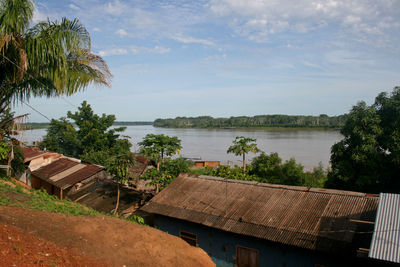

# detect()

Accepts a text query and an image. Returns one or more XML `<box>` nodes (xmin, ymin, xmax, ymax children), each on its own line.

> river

<box><xmin>17</xmin><ymin>126</ymin><xmax>343</xmax><ymax>170</ymax></box>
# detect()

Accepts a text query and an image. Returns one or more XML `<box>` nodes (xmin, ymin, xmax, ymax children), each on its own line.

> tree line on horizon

<box><xmin>153</xmin><ymin>114</ymin><xmax>348</xmax><ymax>128</ymax></box>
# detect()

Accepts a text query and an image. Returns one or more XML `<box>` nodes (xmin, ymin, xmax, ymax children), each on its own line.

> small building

<box><xmin>193</xmin><ymin>160</ymin><xmax>220</xmax><ymax>168</ymax></box>
<box><xmin>31</xmin><ymin>157</ymin><xmax>107</xmax><ymax>199</ymax></box>
<box><xmin>17</xmin><ymin>146</ymin><xmax>61</xmax><ymax>186</ymax></box>
<box><xmin>141</xmin><ymin>173</ymin><xmax>380</xmax><ymax>267</ymax></box>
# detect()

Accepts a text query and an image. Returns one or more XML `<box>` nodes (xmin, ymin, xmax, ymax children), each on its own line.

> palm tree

<box><xmin>0</xmin><ymin>0</ymin><xmax>111</xmax><ymax>115</ymax></box>
<box><xmin>227</xmin><ymin>136</ymin><xmax>259</xmax><ymax>173</ymax></box>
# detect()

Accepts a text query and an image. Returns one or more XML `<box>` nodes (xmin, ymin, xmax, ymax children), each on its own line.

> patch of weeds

<box><xmin>0</xmin><ymin>196</ymin><xmax>11</xmax><ymax>205</ymax></box>
<box><xmin>28</xmin><ymin>189</ymin><xmax>100</xmax><ymax>216</ymax></box>
<box><xmin>126</xmin><ymin>214</ymin><xmax>145</xmax><ymax>225</ymax></box>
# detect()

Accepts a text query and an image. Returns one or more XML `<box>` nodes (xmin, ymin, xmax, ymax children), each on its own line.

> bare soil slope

<box><xmin>0</xmin><ymin>206</ymin><xmax>215</xmax><ymax>267</ymax></box>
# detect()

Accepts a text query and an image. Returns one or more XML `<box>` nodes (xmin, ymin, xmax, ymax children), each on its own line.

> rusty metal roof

<box><xmin>369</xmin><ymin>193</ymin><xmax>400</xmax><ymax>264</ymax></box>
<box><xmin>31</xmin><ymin>158</ymin><xmax>104</xmax><ymax>190</ymax></box>
<box><xmin>141</xmin><ymin>174</ymin><xmax>379</xmax><ymax>253</ymax></box>
<box><xmin>21</xmin><ymin>146</ymin><xmax>49</xmax><ymax>162</ymax></box>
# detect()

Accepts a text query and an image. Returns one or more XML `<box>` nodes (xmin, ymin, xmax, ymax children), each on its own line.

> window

<box><xmin>179</xmin><ymin>231</ymin><xmax>197</xmax><ymax>246</ymax></box>
<box><xmin>236</xmin><ymin>246</ymin><xmax>259</xmax><ymax>267</ymax></box>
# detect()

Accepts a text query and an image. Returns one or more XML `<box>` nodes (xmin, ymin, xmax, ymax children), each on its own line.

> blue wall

<box><xmin>155</xmin><ymin>215</ymin><xmax>351</xmax><ymax>267</ymax></box>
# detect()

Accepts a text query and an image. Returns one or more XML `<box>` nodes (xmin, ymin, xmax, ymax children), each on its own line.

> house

<box><xmin>17</xmin><ymin>146</ymin><xmax>61</xmax><ymax>186</ymax></box>
<box><xmin>141</xmin><ymin>173</ymin><xmax>381</xmax><ymax>267</ymax></box>
<box><xmin>30</xmin><ymin>157</ymin><xmax>107</xmax><ymax>200</ymax></box>
<box><xmin>369</xmin><ymin>193</ymin><xmax>400</xmax><ymax>265</ymax></box>
<box><xmin>193</xmin><ymin>160</ymin><xmax>220</xmax><ymax>168</ymax></box>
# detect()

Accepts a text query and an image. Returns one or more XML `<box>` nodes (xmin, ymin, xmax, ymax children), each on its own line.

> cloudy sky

<box><xmin>14</xmin><ymin>0</ymin><xmax>400</xmax><ymax>122</ymax></box>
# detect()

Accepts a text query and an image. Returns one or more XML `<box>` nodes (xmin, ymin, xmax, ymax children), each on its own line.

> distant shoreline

<box><xmin>154</xmin><ymin>126</ymin><xmax>341</xmax><ymax>131</ymax></box>
<box><xmin>153</xmin><ymin>114</ymin><xmax>347</xmax><ymax>129</ymax></box>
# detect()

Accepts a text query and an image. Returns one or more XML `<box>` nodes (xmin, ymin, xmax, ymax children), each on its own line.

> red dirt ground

<box><xmin>0</xmin><ymin>206</ymin><xmax>215</xmax><ymax>267</ymax></box>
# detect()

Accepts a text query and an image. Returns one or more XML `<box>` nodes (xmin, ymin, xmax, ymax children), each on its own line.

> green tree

<box><xmin>138</xmin><ymin>134</ymin><xmax>182</xmax><ymax>170</ymax></box>
<box><xmin>249</xmin><ymin>152</ymin><xmax>305</xmax><ymax>186</ymax></box>
<box><xmin>40</xmin><ymin>101</ymin><xmax>131</xmax><ymax>166</ymax></box>
<box><xmin>227</xmin><ymin>136</ymin><xmax>259</xmax><ymax>173</ymax></box>
<box><xmin>327</xmin><ymin>87</ymin><xmax>400</xmax><ymax>193</ymax></box>
<box><xmin>106</xmin><ymin>154</ymin><xmax>134</xmax><ymax>215</ymax></box>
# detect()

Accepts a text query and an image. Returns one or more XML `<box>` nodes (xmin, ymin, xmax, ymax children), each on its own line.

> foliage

<box><xmin>211</xmin><ymin>165</ymin><xmax>258</xmax><ymax>181</ymax></box>
<box><xmin>40</xmin><ymin>101</ymin><xmax>131</xmax><ymax>166</ymax></box>
<box><xmin>126</xmin><ymin>214</ymin><xmax>145</xmax><ymax>225</ymax></box>
<box><xmin>160</xmin><ymin>157</ymin><xmax>192</xmax><ymax>177</ymax></box>
<box><xmin>0</xmin><ymin>140</ymin><xmax>9</xmax><ymax>160</ymax></box>
<box><xmin>0</xmin><ymin>178</ymin><xmax>99</xmax><ymax>216</ymax></box>
<box><xmin>106</xmin><ymin>153</ymin><xmax>135</xmax><ymax>215</ymax></box>
<box><xmin>249</xmin><ymin>152</ymin><xmax>306</xmax><ymax>185</ymax></box>
<box><xmin>140</xmin><ymin>157</ymin><xmax>192</xmax><ymax>190</ymax></box>
<box><xmin>10</xmin><ymin>144</ymin><xmax>24</xmax><ymax>174</ymax></box>
<box><xmin>39</xmin><ymin>117</ymin><xmax>79</xmax><ymax>156</ymax></box>
<box><xmin>139</xmin><ymin>134</ymin><xmax>182</xmax><ymax>170</ymax></box>
<box><xmin>141</xmin><ymin>168</ymin><xmax>174</xmax><ymax>190</ymax></box>
<box><xmin>0</xmin><ymin>0</ymin><xmax>111</xmax><ymax>148</ymax></box>
<box><xmin>0</xmin><ymin>177</ymin><xmax>147</xmax><ymax>225</ymax></box>
<box><xmin>106</xmin><ymin>154</ymin><xmax>135</xmax><ymax>185</ymax></box>
<box><xmin>187</xmin><ymin>152</ymin><xmax>327</xmax><ymax>188</ymax></box>
<box><xmin>304</xmin><ymin>163</ymin><xmax>328</xmax><ymax>188</ymax></box>
<box><xmin>0</xmin><ymin>108</ymin><xmax>25</xmax><ymax>175</ymax></box>
<box><xmin>327</xmin><ymin>87</ymin><xmax>400</xmax><ymax>193</ymax></box>
<box><xmin>0</xmin><ymin>0</ymin><xmax>111</xmax><ymax>108</ymax></box>
<box><xmin>154</xmin><ymin>114</ymin><xmax>347</xmax><ymax>128</ymax></box>
<box><xmin>227</xmin><ymin>136</ymin><xmax>259</xmax><ymax>172</ymax></box>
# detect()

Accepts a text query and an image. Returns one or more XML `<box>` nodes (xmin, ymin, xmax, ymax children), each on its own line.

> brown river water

<box><xmin>18</xmin><ymin>125</ymin><xmax>343</xmax><ymax>171</ymax></box>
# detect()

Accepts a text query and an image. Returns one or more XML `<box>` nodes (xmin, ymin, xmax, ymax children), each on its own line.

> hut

<box><xmin>141</xmin><ymin>173</ymin><xmax>380</xmax><ymax>267</ymax></box>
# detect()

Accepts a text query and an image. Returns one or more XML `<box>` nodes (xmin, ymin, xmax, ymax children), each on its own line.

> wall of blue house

<box><xmin>155</xmin><ymin>215</ymin><xmax>361</xmax><ymax>267</ymax></box>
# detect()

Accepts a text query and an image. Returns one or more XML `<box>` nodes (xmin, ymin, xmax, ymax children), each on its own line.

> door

<box><xmin>236</xmin><ymin>246</ymin><xmax>259</xmax><ymax>267</ymax></box>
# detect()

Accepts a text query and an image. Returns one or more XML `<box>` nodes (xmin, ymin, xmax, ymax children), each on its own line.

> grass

<box><xmin>0</xmin><ymin>177</ymin><xmax>99</xmax><ymax>216</ymax></box>
<box><xmin>0</xmin><ymin>176</ymin><xmax>146</xmax><ymax>225</ymax></box>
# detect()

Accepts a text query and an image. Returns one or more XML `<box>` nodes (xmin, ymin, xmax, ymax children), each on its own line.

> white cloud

<box><xmin>68</xmin><ymin>4</ymin><xmax>80</xmax><ymax>10</ymax></box>
<box><xmin>98</xmin><ymin>46</ymin><xmax>170</xmax><ymax>57</ymax></box>
<box><xmin>208</xmin><ymin>0</ymin><xmax>400</xmax><ymax>44</ymax></box>
<box><xmin>115</xmin><ymin>29</ymin><xmax>128</xmax><ymax>37</ymax></box>
<box><xmin>98</xmin><ymin>48</ymin><xmax>128</xmax><ymax>57</ymax></box>
<box><xmin>92</xmin><ymin>27</ymin><xmax>101</xmax><ymax>32</ymax></box>
<box><xmin>172</xmin><ymin>35</ymin><xmax>214</xmax><ymax>46</ymax></box>
<box><xmin>32</xmin><ymin>6</ymin><xmax>48</xmax><ymax>23</ymax></box>
<box><xmin>104</xmin><ymin>0</ymin><xmax>127</xmax><ymax>16</ymax></box>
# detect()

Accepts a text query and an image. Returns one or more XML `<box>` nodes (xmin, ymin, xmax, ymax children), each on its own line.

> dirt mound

<box><xmin>0</xmin><ymin>223</ymin><xmax>107</xmax><ymax>267</ymax></box>
<box><xmin>0</xmin><ymin>206</ymin><xmax>215</xmax><ymax>267</ymax></box>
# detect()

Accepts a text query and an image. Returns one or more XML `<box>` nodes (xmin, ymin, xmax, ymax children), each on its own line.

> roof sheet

<box><xmin>31</xmin><ymin>158</ymin><xmax>104</xmax><ymax>189</ymax></box>
<box><xmin>142</xmin><ymin>174</ymin><xmax>379</xmax><ymax>253</ymax></box>
<box><xmin>21</xmin><ymin>146</ymin><xmax>48</xmax><ymax>162</ymax></box>
<box><xmin>369</xmin><ymin>193</ymin><xmax>400</xmax><ymax>264</ymax></box>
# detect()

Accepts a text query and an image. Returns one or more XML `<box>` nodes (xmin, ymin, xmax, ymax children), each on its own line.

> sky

<box><xmin>13</xmin><ymin>0</ymin><xmax>400</xmax><ymax>122</ymax></box>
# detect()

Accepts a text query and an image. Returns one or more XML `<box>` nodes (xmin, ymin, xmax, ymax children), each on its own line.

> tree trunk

<box><xmin>156</xmin><ymin>161</ymin><xmax>160</xmax><ymax>171</ymax></box>
<box><xmin>243</xmin><ymin>153</ymin><xmax>246</xmax><ymax>173</ymax></box>
<box><xmin>113</xmin><ymin>183</ymin><xmax>120</xmax><ymax>215</ymax></box>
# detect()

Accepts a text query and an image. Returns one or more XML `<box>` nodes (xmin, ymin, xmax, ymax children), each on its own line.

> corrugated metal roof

<box><xmin>21</xmin><ymin>146</ymin><xmax>49</xmax><ymax>162</ymax></box>
<box><xmin>141</xmin><ymin>174</ymin><xmax>379</xmax><ymax>253</ymax></box>
<box><xmin>32</xmin><ymin>158</ymin><xmax>104</xmax><ymax>190</ymax></box>
<box><xmin>369</xmin><ymin>193</ymin><xmax>400</xmax><ymax>264</ymax></box>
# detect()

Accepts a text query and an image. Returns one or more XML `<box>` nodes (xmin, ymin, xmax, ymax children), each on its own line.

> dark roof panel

<box><xmin>31</xmin><ymin>157</ymin><xmax>104</xmax><ymax>189</ymax></box>
<box><xmin>32</xmin><ymin>158</ymin><xmax>79</xmax><ymax>180</ymax></box>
